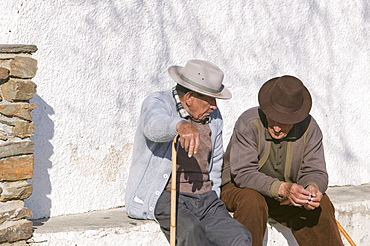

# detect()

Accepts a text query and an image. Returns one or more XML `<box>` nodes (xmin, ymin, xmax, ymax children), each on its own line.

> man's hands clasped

<box><xmin>278</xmin><ymin>183</ymin><xmax>323</xmax><ymax>210</ymax></box>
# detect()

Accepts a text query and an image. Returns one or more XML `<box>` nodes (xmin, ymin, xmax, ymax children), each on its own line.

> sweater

<box><xmin>222</xmin><ymin>106</ymin><xmax>328</xmax><ymax>198</ymax></box>
<box><xmin>125</xmin><ymin>89</ymin><xmax>225</xmax><ymax>220</ymax></box>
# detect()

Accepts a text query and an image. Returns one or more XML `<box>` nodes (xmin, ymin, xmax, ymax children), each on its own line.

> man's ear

<box><xmin>184</xmin><ymin>91</ymin><xmax>195</xmax><ymax>105</ymax></box>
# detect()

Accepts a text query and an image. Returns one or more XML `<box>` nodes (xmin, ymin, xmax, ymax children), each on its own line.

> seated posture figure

<box><xmin>126</xmin><ymin>59</ymin><xmax>252</xmax><ymax>246</ymax></box>
<box><xmin>221</xmin><ymin>75</ymin><xmax>343</xmax><ymax>246</ymax></box>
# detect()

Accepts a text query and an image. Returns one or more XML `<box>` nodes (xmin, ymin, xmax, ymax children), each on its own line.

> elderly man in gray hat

<box><xmin>125</xmin><ymin>59</ymin><xmax>251</xmax><ymax>246</ymax></box>
<box><xmin>221</xmin><ymin>75</ymin><xmax>343</xmax><ymax>246</ymax></box>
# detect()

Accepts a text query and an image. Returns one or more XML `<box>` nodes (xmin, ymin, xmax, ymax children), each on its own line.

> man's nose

<box><xmin>273</xmin><ymin>125</ymin><xmax>281</xmax><ymax>132</ymax></box>
<box><xmin>209</xmin><ymin>99</ymin><xmax>217</xmax><ymax>110</ymax></box>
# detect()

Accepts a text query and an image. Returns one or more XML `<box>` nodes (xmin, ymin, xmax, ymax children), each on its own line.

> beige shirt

<box><xmin>259</xmin><ymin>128</ymin><xmax>297</xmax><ymax>182</ymax></box>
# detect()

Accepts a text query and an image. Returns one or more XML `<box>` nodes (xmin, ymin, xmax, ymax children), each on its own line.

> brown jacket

<box><xmin>222</xmin><ymin>106</ymin><xmax>328</xmax><ymax>198</ymax></box>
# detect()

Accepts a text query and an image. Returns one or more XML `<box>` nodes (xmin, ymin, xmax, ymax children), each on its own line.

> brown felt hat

<box><xmin>258</xmin><ymin>75</ymin><xmax>312</xmax><ymax>124</ymax></box>
<box><xmin>168</xmin><ymin>59</ymin><xmax>232</xmax><ymax>99</ymax></box>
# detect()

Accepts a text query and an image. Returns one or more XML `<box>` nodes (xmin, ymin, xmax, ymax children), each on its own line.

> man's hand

<box><xmin>176</xmin><ymin>121</ymin><xmax>200</xmax><ymax>157</ymax></box>
<box><xmin>278</xmin><ymin>183</ymin><xmax>323</xmax><ymax>210</ymax></box>
<box><xmin>303</xmin><ymin>184</ymin><xmax>323</xmax><ymax>210</ymax></box>
<box><xmin>278</xmin><ymin>183</ymin><xmax>310</xmax><ymax>207</ymax></box>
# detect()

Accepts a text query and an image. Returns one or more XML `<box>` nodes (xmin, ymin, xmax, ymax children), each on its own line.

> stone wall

<box><xmin>0</xmin><ymin>45</ymin><xmax>37</xmax><ymax>246</ymax></box>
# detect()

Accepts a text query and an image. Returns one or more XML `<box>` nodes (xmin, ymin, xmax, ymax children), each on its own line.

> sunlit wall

<box><xmin>1</xmin><ymin>0</ymin><xmax>369</xmax><ymax>219</ymax></box>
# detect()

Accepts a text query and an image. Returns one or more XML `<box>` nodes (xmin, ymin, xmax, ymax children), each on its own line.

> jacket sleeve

<box><xmin>139</xmin><ymin>92</ymin><xmax>184</xmax><ymax>142</ymax></box>
<box><xmin>228</xmin><ymin>114</ymin><xmax>279</xmax><ymax>197</ymax></box>
<box><xmin>297</xmin><ymin>119</ymin><xmax>328</xmax><ymax>193</ymax></box>
<box><xmin>209</xmin><ymin>112</ymin><xmax>224</xmax><ymax>197</ymax></box>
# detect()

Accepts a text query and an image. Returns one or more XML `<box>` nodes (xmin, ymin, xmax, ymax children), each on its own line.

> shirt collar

<box><xmin>172</xmin><ymin>86</ymin><xmax>210</xmax><ymax>124</ymax></box>
<box><xmin>172</xmin><ymin>86</ymin><xmax>190</xmax><ymax>119</ymax></box>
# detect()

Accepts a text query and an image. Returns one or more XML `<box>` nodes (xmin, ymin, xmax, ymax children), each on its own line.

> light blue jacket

<box><xmin>125</xmin><ymin>89</ymin><xmax>225</xmax><ymax>220</ymax></box>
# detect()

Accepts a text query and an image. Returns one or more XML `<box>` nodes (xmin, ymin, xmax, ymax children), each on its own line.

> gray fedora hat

<box><xmin>168</xmin><ymin>59</ymin><xmax>232</xmax><ymax>99</ymax></box>
<box><xmin>258</xmin><ymin>75</ymin><xmax>312</xmax><ymax>124</ymax></box>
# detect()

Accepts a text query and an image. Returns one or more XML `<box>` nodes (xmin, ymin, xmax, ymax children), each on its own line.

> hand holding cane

<box><xmin>170</xmin><ymin>135</ymin><xmax>179</xmax><ymax>246</ymax></box>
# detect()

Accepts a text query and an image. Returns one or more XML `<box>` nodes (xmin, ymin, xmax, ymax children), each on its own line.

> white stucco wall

<box><xmin>0</xmin><ymin>0</ymin><xmax>369</xmax><ymax>219</ymax></box>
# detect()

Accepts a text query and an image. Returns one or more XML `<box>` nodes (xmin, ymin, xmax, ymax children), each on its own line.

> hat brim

<box><xmin>168</xmin><ymin>65</ymin><xmax>232</xmax><ymax>99</ymax></box>
<box><xmin>258</xmin><ymin>77</ymin><xmax>312</xmax><ymax>124</ymax></box>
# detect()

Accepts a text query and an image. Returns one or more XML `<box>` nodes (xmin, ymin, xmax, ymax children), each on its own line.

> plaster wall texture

<box><xmin>0</xmin><ymin>0</ymin><xmax>369</xmax><ymax>219</ymax></box>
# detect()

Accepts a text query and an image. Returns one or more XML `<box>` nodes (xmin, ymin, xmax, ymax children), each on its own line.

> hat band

<box><xmin>180</xmin><ymin>74</ymin><xmax>221</xmax><ymax>94</ymax></box>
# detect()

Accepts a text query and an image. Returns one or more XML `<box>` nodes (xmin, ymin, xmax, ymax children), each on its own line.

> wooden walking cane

<box><xmin>170</xmin><ymin>135</ymin><xmax>179</xmax><ymax>246</ymax></box>
<box><xmin>336</xmin><ymin>220</ymin><xmax>356</xmax><ymax>246</ymax></box>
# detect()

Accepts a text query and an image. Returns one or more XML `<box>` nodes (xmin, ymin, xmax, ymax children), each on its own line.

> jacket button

<box><xmin>163</xmin><ymin>174</ymin><xmax>168</xmax><ymax>178</ymax></box>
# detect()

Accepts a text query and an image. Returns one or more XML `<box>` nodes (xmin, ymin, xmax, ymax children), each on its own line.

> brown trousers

<box><xmin>221</xmin><ymin>182</ymin><xmax>344</xmax><ymax>246</ymax></box>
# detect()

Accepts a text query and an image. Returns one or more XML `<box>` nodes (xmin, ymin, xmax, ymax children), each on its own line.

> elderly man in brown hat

<box><xmin>221</xmin><ymin>75</ymin><xmax>343</xmax><ymax>246</ymax></box>
<box><xmin>125</xmin><ymin>59</ymin><xmax>252</xmax><ymax>245</ymax></box>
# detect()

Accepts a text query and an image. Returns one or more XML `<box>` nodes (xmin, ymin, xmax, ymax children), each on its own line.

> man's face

<box><xmin>186</xmin><ymin>92</ymin><xmax>217</xmax><ymax>122</ymax></box>
<box><xmin>266</xmin><ymin>117</ymin><xmax>294</xmax><ymax>139</ymax></box>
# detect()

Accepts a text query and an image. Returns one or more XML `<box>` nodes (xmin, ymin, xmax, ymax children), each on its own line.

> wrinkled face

<box><xmin>266</xmin><ymin>117</ymin><xmax>294</xmax><ymax>139</ymax></box>
<box><xmin>186</xmin><ymin>92</ymin><xmax>217</xmax><ymax>122</ymax></box>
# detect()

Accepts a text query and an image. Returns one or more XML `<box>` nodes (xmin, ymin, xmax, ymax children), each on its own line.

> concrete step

<box><xmin>28</xmin><ymin>184</ymin><xmax>370</xmax><ymax>246</ymax></box>
<box><xmin>28</xmin><ymin>207</ymin><xmax>167</xmax><ymax>246</ymax></box>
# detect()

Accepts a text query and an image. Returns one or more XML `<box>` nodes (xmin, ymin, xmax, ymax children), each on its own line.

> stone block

<box><xmin>0</xmin><ymin>120</ymin><xmax>35</xmax><ymax>140</ymax></box>
<box><xmin>0</xmin><ymin>201</ymin><xmax>24</xmax><ymax>212</ymax></box>
<box><xmin>0</xmin><ymin>54</ymin><xmax>17</xmax><ymax>60</ymax></box>
<box><xmin>0</xmin><ymin>181</ymin><xmax>33</xmax><ymax>201</ymax></box>
<box><xmin>0</xmin><ymin>103</ymin><xmax>36</xmax><ymax>121</ymax></box>
<box><xmin>0</xmin><ymin>207</ymin><xmax>33</xmax><ymax>224</ymax></box>
<box><xmin>0</xmin><ymin>141</ymin><xmax>34</xmax><ymax>159</ymax></box>
<box><xmin>0</xmin><ymin>155</ymin><xmax>34</xmax><ymax>181</ymax></box>
<box><xmin>9</xmin><ymin>57</ymin><xmax>37</xmax><ymax>79</ymax></box>
<box><xmin>12</xmin><ymin>122</ymin><xmax>34</xmax><ymax>139</ymax></box>
<box><xmin>0</xmin><ymin>114</ymin><xmax>18</xmax><ymax>127</ymax></box>
<box><xmin>9</xmin><ymin>208</ymin><xmax>33</xmax><ymax>221</ymax></box>
<box><xmin>0</xmin><ymin>67</ymin><xmax>9</xmax><ymax>82</ymax></box>
<box><xmin>0</xmin><ymin>45</ymin><xmax>37</xmax><ymax>54</ymax></box>
<box><xmin>0</xmin><ymin>120</ymin><xmax>34</xmax><ymax>140</ymax></box>
<box><xmin>1</xmin><ymin>79</ymin><xmax>36</xmax><ymax>102</ymax></box>
<box><xmin>0</xmin><ymin>240</ymin><xmax>27</xmax><ymax>246</ymax></box>
<box><xmin>0</xmin><ymin>213</ymin><xmax>7</xmax><ymax>224</ymax></box>
<box><xmin>0</xmin><ymin>60</ymin><xmax>10</xmax><ymax>67</ymax></box>
<box><xmin>0</xmin><ymin>220</ymin><xmax>32</xmax><ymax>243</ymax></box>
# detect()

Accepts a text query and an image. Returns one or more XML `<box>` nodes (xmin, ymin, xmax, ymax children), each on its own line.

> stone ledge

<box><xmin>29</xmin><ymin>208</ymin><xmax>168</xmax><ymax>246</ymax></box>
<box><xmin>28</xmin><ymin>184</ymin><xmax>370</xmax><ymax>246</ymax></box>
<box><xmin>0</xmin><ymin>45</ymin><xmax>38</xmax><ymax>54</ymax></box>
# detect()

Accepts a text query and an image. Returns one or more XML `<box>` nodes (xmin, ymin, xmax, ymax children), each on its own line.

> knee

<box><xmin>318</xmin><ymin>195</ymin><xmax>337</xmax><ymax>222</ymax></box>
<box><xmin>236</xmin><ymin>189</ymin><xmax>268</xmax><ymax>212</ymax></box>
<box><xmin>178</xmin><ymin>218</ymin><xmax>204</xmax><ymax>236</ymax></box>
<box><xmin>321</xmin><ymin>194</ymin><xmax>335</xmax><ymax>212</ymax></box>
<box><xmin>176</xmin><ymin>220</ymin><xmax>209</xmax><ymax>245</ymax></box>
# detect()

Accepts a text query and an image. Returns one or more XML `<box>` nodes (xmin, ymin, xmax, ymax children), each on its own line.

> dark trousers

<box><xmin>221</xmin><ymin>182</ymin><xmax>344</xmax><ymax>246</ymax></box>
<box><xmin>155</xmin><ymin>190</ymin><xmax>252</xmax><ymax>246</ymax></box>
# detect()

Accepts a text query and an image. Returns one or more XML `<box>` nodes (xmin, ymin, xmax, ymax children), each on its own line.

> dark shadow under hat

<box><xmin>258</xmin><ymin>75</ymin><xmax>312</xmax><ymax>124</ymax></box>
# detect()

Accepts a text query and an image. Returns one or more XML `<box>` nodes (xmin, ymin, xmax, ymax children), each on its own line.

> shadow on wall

<box><xmin>25</xmin><ymin>94</ymin><xmax>54</xmax><ymax>219</ymax></box>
